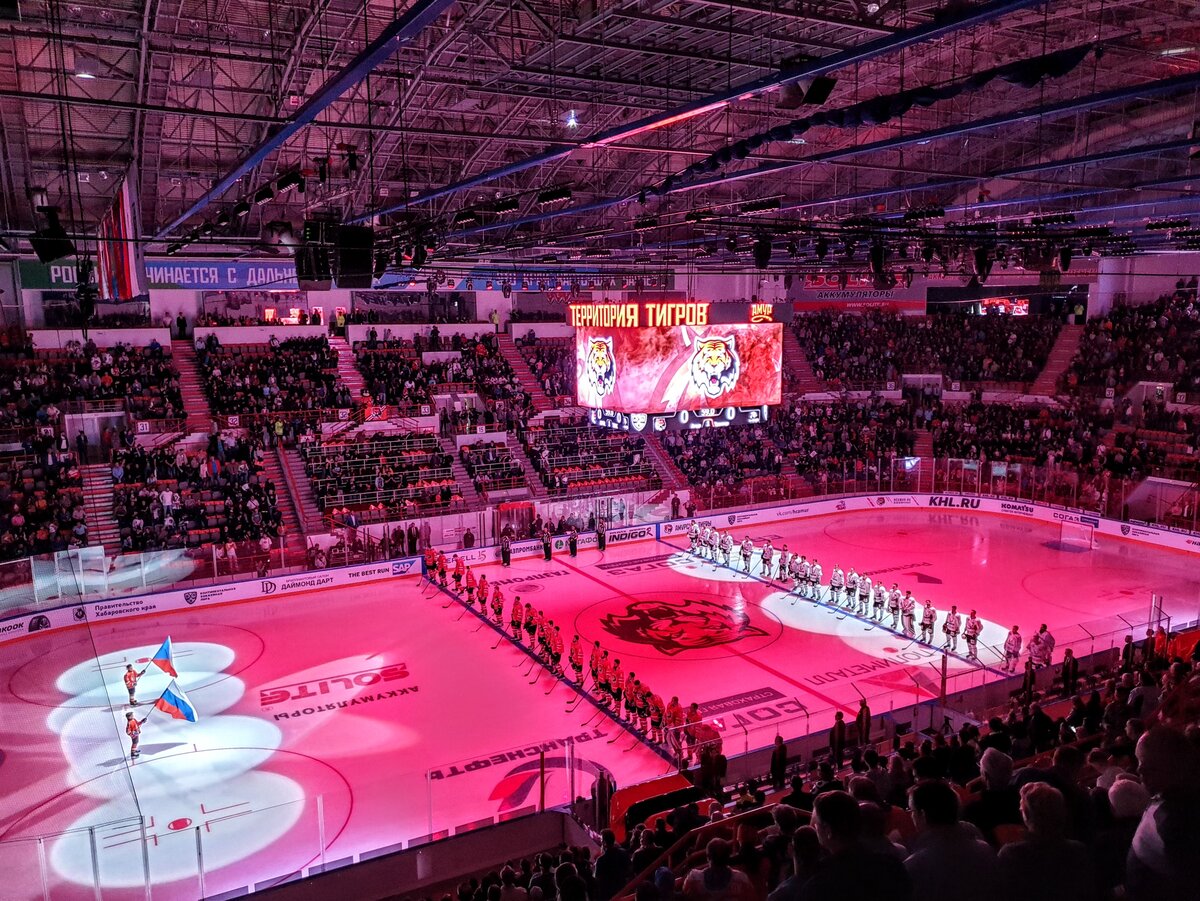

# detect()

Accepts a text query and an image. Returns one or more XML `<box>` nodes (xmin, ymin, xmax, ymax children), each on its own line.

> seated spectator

<box><xmin>1125</xmin><ymin>726</ymin><xmax>1200</xmax><ymax>900</ymax></box>
<box><xmin>196</xmin><ymin>335</ymin><xmax>353</xmax><ymax>415</ymax></box>
<box><xmin>997</xmin><ymin>783</ymin><xmax>1098</xmax><ymax>901</ymax></box>
<box><xmin>787</xmin><ymin>790</ymin><xmax>912</xmax><ymax>901</ymax></box>
<box><xmin>681</xmin><ymin>837</ymin><xmax>754</xmax><ymax>900</ymax></box>
<box><xmin>904</xmin><ymin>780</ymin><xmax>1000</xmax><ymax>901</ymax></box>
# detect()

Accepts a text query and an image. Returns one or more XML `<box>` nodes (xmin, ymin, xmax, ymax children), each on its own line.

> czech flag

<box><xmin>153</xmin><ymin>680</ymin><xmax>198</xmax><ymax>723</ymax></box>
<box><xmin>148</xmin><ymin>637</ymin><xmax>178</xmax><ymax>677</ymax></box>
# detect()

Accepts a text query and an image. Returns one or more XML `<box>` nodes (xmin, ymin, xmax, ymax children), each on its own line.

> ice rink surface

<box><xmin>1</xmin><ymin>507</ymin><xmax>1196</xmax><ymax>899</ymax></box>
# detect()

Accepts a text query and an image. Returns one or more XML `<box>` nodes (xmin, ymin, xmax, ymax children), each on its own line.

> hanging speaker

<box><xmin>296</xmin><ymin>219</ymin><xmax>333</xmax><ymax>290</ymax></box>
<box><xmin>334</xmin><ymin>225</ymin><xmax>375</xmax><ymax>288</ymax></box>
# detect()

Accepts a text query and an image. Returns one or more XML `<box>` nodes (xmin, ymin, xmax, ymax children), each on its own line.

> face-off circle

<box><xmin>575</xmin><ymin>589</ymin><xmax>783</xmax><ymax>660</ymax></box>
<box><xmin>8</xmin><ymin>623</ymin><xmax>265</xmax><ymax>709</ymax></box>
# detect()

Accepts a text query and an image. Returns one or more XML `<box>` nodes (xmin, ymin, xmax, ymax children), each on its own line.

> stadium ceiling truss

<box><xmin>1</xmin><ymin>0</ymin><xmax>1199</xmax><ymax>272</ymax></box>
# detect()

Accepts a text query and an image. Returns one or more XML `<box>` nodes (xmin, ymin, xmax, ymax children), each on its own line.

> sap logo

<box><xmin>259</xmin><ymin>663</ymin><xmax>410</xmax><ymax>706</ymax></box>
<box><xmin>260</xmin><ymin>580</ymin><xmax>278</xmax><ymax>595</ymax></box>
<box><xmin>184</xmin><ymin>591</ymin><xmax>198</xmax><ymax>605</ymax></box>
<box><xmin>391</xmin><ymin>560</ymin><xmax>416</xmax><ymax>576</ymax></box>
<box><xmin>928</xmin><ymin>496</ymin><xmax>980</xmax><ymax>509</ymax></box>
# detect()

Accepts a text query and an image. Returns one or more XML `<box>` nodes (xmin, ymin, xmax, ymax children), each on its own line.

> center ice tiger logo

<box><xmin>600</xmin><ymin>597</ymin><xmax>767</xmax><ymax>656</ymax></box>
<box><xmin>585</xmin><ymin>336</ymin><xmax>617</xmax><ymax>397</ymax></box>
<box><xmin>690</xmin><ymin>336</ymin><xmax>740</xmax><ymax>399</ymax></box>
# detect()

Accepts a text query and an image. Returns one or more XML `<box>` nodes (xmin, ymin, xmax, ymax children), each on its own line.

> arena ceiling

<box><xmin>1</xmin><ymin>0</ymin><xmax>1199</xmax><ymax>274</ymax></box>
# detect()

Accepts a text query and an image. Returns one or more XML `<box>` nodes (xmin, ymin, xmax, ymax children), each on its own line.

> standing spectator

<box><xmin>770</xmin><ymin>735</ymin><xmax>789</xmax><ymax>790</ymax></box>
<box><xmin>406</xmin><ymin>522</ymin><xmax>419</xmax><ymax>556</ymax></box>
<box><xmin>830</xmin><ymin>711</ymin><xmax>847</xmax><ymax>768</ymax></box>
<box><xmin>176</xmin><ymin>312</ymin><xmax>187</xmax><ymax>339</ymax></box>
<box><xmin>997</xmin><ymin>783</ymin><xmax>1098</xmax><ymax>901</ymax></box>
<box><xmin>904</xmin><ymin>780</ymin><xmax>1000</xmax><ymax>901</ymax></box>
<box><xmin>671</xmin><ymin>493</ymin><xmax>681</xmax><ymax>519</ymax></box>
<box><xmin>593</xmin><ymin>829</ymin><xmax>631</xmax><ymax>901</ymax></box>
<box><xmin>856</xmin><ymin>699</ymin><xmax>872</xmax><ymax>746</ymax></box>
<box><xmin>76</xmin><ymin>429</ymin><xmax>89</xmax><ymax>463</ymax></box>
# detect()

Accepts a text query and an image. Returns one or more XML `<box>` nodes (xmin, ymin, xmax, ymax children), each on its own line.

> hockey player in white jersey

<box><xmin>720</xmin><ymin>531</ymin><xmax>734</xmax><ymax>567</ymax></box>
<box><xmin>707</xmin><ymin>526</ymin><xmax>720</xmax><ymax>562</ymax></box>
<box><xmin>888</xmin><ymin>584</ymin><xmax>903</xmax><ymax>629</ymax></box>
<box><xmin>901</xmin><ymin>592</ymin><xmax>917</xmax><ymax>637</ymax></box>
<box><xmin>740</xmin><ymin>537</ymin><xmax>754</xmax><ymax>572</ymax></box>
<box><xmin>845</xmin><ymin>568</ymin><xmax>860</xmax><ymax>612</ymax></box>
<box><xmin>688</xmin><ymin>520</ymin><xmax>701</xmax><ymax>553</ymax></box>
<box><xmin>918</xmin><ymin>598</ymin><xmax>935</xmax><ymax>642</ymax></box>
<box><xmin>760</xmin><ymin>540</ymin><xmax>774</xmax><ymax>577</ymax></box>
<box><xmin>795</xmin><ymin>556</ymin><xmax>811</xmax><ymax>597</ymax></box>
<box><xmin>829</xmin><ymin>565</ymin><xmax>845</xmax><ymax>606</ymax></box>
<box><xmin>775</xmin><ymin>545</ymin><xmax>790</xmax><ymax>581</ymax></box>
<box><xmin>809</xmin><ymin>559</ymin><xmax>824</xmax><ymax>602</ymax></box>
<box><xmin>963</xmin><ymin>610</ymin><xmax>983</xmax><ymax>659</ymax></box>
<box><xmin>1003</xmin><ymin>625</ymin><xmax>1023</xmax><ymax>672</ymax></box>
<box><xmin>942</xmin><ymin>605</ymin><xmax>962</xmax><ymax>652</ymax></box>
<box><xmin>871</xmin><ymin>582</ymin><xmax>886</xmax><ymax>620</ymax></box>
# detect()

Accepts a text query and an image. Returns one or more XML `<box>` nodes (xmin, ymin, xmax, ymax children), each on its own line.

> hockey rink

<box><xmin>0</xmin><ymin>507</ymin><xmax>1197</xmax><ymax>899</ymax></box>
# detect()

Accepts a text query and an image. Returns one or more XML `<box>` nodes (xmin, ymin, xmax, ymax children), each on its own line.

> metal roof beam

<box><xmin>352</xmin><ymin>0</ymin><xmax>1050</xmax><ymax>222</ymax></box>
<box><xmin>155</xmin><ymin>0</ymin><xmax>458</xmax><ymax>238</ymax></box>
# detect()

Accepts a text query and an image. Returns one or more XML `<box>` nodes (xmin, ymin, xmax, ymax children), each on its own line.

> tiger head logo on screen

<box><xmin>585</xmin><ymin>336</ymin><xmax>617</xmax><ymax>397</ymax></box>
<box><xmin>690</xmin><ymin>335</ymin><xmax>741</xmax><ymax>399</ymax></box>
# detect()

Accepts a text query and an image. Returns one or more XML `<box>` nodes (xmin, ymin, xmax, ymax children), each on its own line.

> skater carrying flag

<box><xmin>125</xmin><ymin>712</ymin><xmax>147</xmax><ymax>760</ymax></box>
<box><xmin>124</xmin><ymin>665</ymin><xmax>140</xmax><ymax>707</ymax></box>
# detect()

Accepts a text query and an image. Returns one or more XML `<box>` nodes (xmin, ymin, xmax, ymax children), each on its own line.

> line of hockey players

<box><xmin>429</xmin><ymin>547</ymin><xmax>705</xmax><ymax>761</ymax></box>
<box><xmin>686</xmin><ymin>521</ymin><xmax>1056</xmax><ymax>669</ymax></box>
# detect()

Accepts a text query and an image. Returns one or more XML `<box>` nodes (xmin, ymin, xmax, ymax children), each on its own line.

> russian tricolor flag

<box><xmin>148</xmin><ymin>637</ymin><xmax>178</xmax><ymax>677</ymax></box>
<box><xmin>153</xmin><ymin>680</ymin><xmax>198</xmax><ymax>723</ymax></box>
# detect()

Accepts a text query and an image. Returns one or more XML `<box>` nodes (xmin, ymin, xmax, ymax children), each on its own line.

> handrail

<box><xmin>614</xmin><ymin>803</ymin><xmax>790</xmax><ymax>900</ymax></box>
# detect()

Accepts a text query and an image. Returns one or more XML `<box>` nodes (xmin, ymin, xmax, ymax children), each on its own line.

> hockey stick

<box><xmin>624</xmin><ymin>737</ymin><xmax>643</xmax><ymax>752</ymax></box>
<box><xmin>545</xmin><ymin>679</ymin><xmax>560</xmax><ymax>696</ymax></box>
<box><xmin>580</xmin><ymin>707</ymin><xmax>604</xmax><ymax>727</ymax></box>
<box><xmin>528</xmin><ymin>669</ymin><xmax>544</xmax><ymax>686</ymax></box>
<box><xmin>491</xmin><ymin>634</ymin><xmax>507</xmax><ymax>650</ymax></box>
<box><xmin>472</xmin><ymin>621</ymin><xmax>486</xmax><ymax>632</ymax></box>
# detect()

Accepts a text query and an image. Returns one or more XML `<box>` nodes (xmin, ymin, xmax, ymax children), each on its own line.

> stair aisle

<box><xmin>782</xmin><ymin>327</ymin><xmax>824</xmax><ymax>396</ymax></box>
<box><xmin>327</xmin><ymin>334</ymin><xmax>368</xmax><ymax>401</ymax></box>
<box><xmin>171</xmin><ymin>339</ymin><xmax>215</xmax><ymax>436</ymax></box>
<box><xmin>439</xmin><ymin>437</ymin><xmax>486</xmax><ymax>509</ymax></box>
<box><xmin>508</xmin><ymin>434</ymin><xmax>550</xmax><ymax>499</ymax></box>
<box><xmin>279</xmin><ymin>446</ymin><xmax>327</xmax><ymax>534</ymax></box>
<box><xmin>1029</xmin><ymin>323</ymin><xmax>1084</xmax><ymax>396</ymax></box>
<box><xmin>260</xmin><ymin>448</ymin><xmax>302</xmax><ymax>539</ymax></box>
<box><xmin>494</xmin><ymin>332</ymin><xmax>556</xmax><ymax>413</ymax></box>
<box><xmin>642</xmin><ymin>433</ymin><xmax>689</xmax><ymax>492</ymax></box>
<box><xmin>81</xmin><ymin>463</ymin><xmax>121</xmax><ymax>557</ymax></box>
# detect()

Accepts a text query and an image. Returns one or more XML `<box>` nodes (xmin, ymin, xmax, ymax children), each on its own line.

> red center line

<box><xmin>554</xmin><ymin>552</ymin><xmax>854</xmax><ymax>715</ymax></box>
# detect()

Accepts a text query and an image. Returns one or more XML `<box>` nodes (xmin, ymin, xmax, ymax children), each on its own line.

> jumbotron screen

<box><xmin>572</xmin><ymin>302</ymin><xmax>783</xmax><ymax>421</ymax></box>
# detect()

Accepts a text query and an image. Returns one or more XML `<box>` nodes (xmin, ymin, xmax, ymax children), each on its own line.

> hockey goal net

<box><xmin>1060</xmin><ymin>520</ymin><xmax>1096</xmax><ymax>550</ymax></box>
